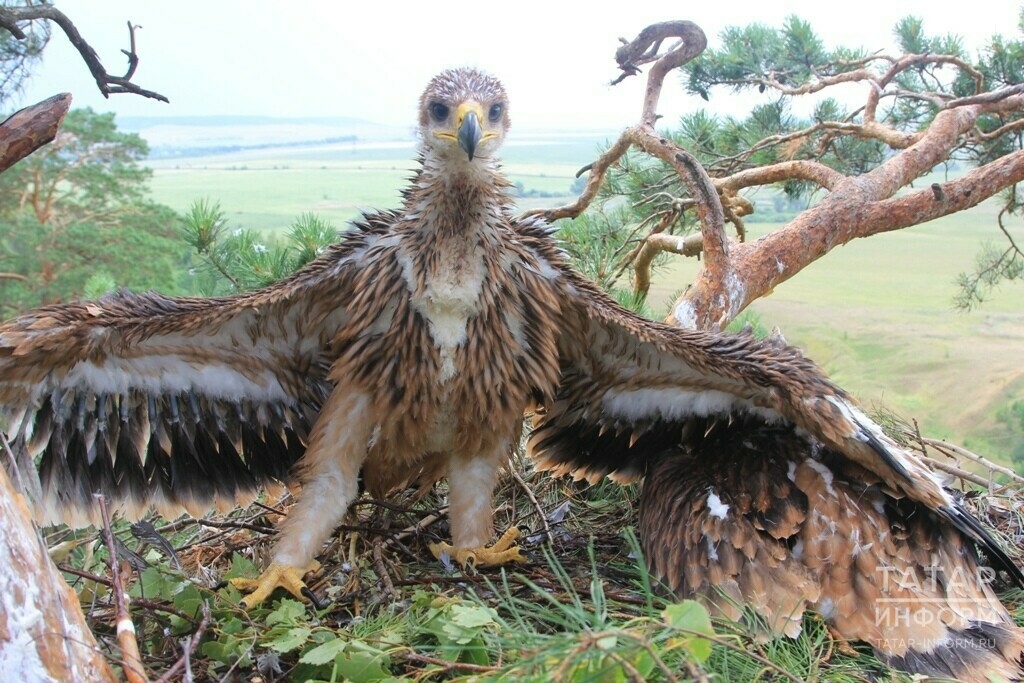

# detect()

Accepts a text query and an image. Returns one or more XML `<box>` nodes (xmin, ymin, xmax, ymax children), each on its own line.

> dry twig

<box><xmin>0</xmin><ymin>6</ymin><xmax>168</xmax><ymax>102</ymax></box>
<box><xmin>97</xmin><ymin>495</ymin><xmax>147</xmax><ymax>683</ymax></box>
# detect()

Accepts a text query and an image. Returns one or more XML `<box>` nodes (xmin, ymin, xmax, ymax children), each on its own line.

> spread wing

<box><xmin>520</xmin><ymin>219</ymin><xmax>1021</xmax><ymax>581</ymax></box>
<box><xmin>639</xmin><ymin>417</ymin><xmax>1024</xmax><ymax>682</ymax></box>
<box><xmin>0</xmin><ymin>219</ymin><xmax>394</xmax><ymax>526</ymax></box>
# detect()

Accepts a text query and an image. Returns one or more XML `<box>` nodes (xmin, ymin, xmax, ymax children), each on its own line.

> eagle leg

<box><xmin>231</xmin><ymin>559</ymin><xmax>322</xmax><ymax>609</ymax></box>
<box><xmin>429</xmin><ymin>527</ymin><xmax>526</xmax><ymax>568</ymax></box>
<box><xmin>429</xmin><ymin>444</ymin><xmax>526</xmax><ymax>568</ymax></box>
<box><xmin>231</xmin><ymin>389</ymin><xmax>371</xmax><ymax>609</ymax></box>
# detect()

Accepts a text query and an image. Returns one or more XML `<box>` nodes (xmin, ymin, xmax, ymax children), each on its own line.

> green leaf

<box><xmin>201</xmin><ymin>639</ymin><xmax>251</xmax><ymax>668</ymax></box>
<box><xmin>172</xmin><ymin>584</ymin><xmax>205</xmax><ymax>618</ymax></box>
<box><xmin>265</xmin><ymin>598</ymin><xmax>306</xmax><ymax>626</ymax></box>
<box><xmin>300</xmin><ymin>637</ymin><xmax>349</xmax><ymax>665</ymax></box>
<box><xmin>663</xmin><ymin>601</ymin><xmax>715</xmax><ymax>662</ymax></box>
<box><xmin>441</xmin><ymin>603</ymin><xmax>497</xmax><ymax>645</ymax></box>
<box><xmin>333</xmin><ymin>650</ymin><xmax>392</xmax><ymax>683</ymax></box>
<box><xmin>267</xmin><ymin>625</ymin><xmax>312</xmax><ymax>653</ymax></box>
<box><xmin>225</xmin><ymin>553</ymin><xmax>258</xmax><ymax>579</ymax></box>
<box><xmin>459</xmin><ymin>637</ymin><xmax>491</xmax><ymax>667</ymax></box>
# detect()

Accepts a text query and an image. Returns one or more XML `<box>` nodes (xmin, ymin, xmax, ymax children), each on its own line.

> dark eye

<box><xmin>488</xmin><ymin>103</ymin><xmax>504</xmax><ymax>122</ymax></box>
<box><xmin>429</xmin><ymin>102</ymin><xmax>449</xmax><ymax>121</ymax></box>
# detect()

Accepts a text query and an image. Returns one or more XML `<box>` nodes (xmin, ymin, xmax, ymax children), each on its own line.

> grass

<box><xmin>53</xmin><ymin>449</ymin><xmax>1024</xmax><ymax>681</ymax></box>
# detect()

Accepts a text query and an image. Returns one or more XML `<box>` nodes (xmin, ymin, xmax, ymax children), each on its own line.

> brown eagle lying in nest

<box><xmin>1</xmin><ymin>68</ymin><xmax>1021</xmax><ymax>681</ymax></box>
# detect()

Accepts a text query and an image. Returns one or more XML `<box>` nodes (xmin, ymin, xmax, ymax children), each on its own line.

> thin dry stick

<box><xmin>372</xmin><ymin>536</ymin><xmax>397</xmax><ymax>599</ymax></box>
<box><xmin>920</xmin><ymin>437</ymin><xmax>1024</xmax><ymax>485</ymax></box>
<box><xmin>510</xmin><ymin>465</ymin><xmax>552</xmax><ymax>544</ymax></box>
<box><xmin>922</xmin><ymin>457</ymin><xmax>995</xmax><ymax>489</ymax></box>
<box><xmin>401</xmin><ymin>650</ymin><xmax>499</xmax><ymax>673</ymax></box>
<box><xmin>153</xmin><ymin>603</ymin><xmax>212</xmax><ymax>683</ymax></box>
<box><xmin>384</xmin><ymin>506</ymin><xmax>447</xmax><ymax>546</ymax></box>
<box><xmin>97</xmin><ymin>495</ymin><xmax>147</xmax><ymax>683</ymax></box>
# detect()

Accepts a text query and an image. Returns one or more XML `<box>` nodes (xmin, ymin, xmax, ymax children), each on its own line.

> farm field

<box><xmin>147</xmin><ymin>133</ymin><xmax>611</xmax><ymax>231</ymax></box>
<box><xmin>146</xmin><ymin>140</ymin><xmax>1024</xmax><ymax>466</ymax></box>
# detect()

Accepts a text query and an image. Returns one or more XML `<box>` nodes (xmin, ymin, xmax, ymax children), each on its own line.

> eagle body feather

<box><xmin>1</xmin><ymin>67</ymin><xmax>1021</xmax><ymax>680</ymax></box>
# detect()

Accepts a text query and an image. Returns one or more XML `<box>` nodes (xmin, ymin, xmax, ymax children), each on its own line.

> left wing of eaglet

<box><xmin>530</xmin><ymin>254</ymin><xmax>939</xmax><ymax>487</ymax></box>
<box><xmin>0</xmin><ymin>260</ymin><xmax>358</xmax><ymax>526</ymax></box>
<box><xmin>527</xmin><ymin>264</ymin><xmax>828</xmax><ymax>485</ymax></box>
<box><xmin>526</xmin><ymin>255</ymin><xmax>1023</xmax><ymax>583</ymax></box>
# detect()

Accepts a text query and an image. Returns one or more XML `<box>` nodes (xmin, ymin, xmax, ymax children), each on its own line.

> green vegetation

<box><xmin>146</xmin><ymin>135</ymin><xmax>605</xmax><ymax>232</ymax></box>
<box><xmin>55</xmin><ymin>492</ymin><xmax>912</xmax><ymax>682</ymax></box>
<box><xmin>0</xmin><ymin>108</ymin><xmax>187</xmax><ymax>315</ymax></box>
<box><xmin>999</xmin><ymin>400</ymin><xmax>1024</xmax><ymax>468</ymax></box>
<box><xmin>181</xmin><ymin>199</ymin><xmax>338</xmax><ymax>294</ymax></box>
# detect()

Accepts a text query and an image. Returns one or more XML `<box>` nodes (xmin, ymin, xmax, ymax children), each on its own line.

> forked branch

<box><xmin>0</xmin><ymin>5</ymin><xmax>168</xmax><ymax>102</ymax></box>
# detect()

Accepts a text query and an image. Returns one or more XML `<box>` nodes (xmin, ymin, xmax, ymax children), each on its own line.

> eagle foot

<box><xmin>429</xmin><ymin>527</ymin><xmax>527</xmax><ymax>569</ymax></box>
<box><xmin>231</xmin><ymin>559</ymin><xmax>322</xmax><ymax>609</ymax></box>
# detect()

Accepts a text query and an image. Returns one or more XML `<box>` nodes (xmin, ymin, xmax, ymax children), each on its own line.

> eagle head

<box><xmin>418</xmin><ymin>68</ymin><xmax>509</xmax><ymax>163</ymax></box>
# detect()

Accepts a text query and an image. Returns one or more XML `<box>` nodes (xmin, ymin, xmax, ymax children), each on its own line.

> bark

<box><xmin>0</xmin><ymin>466</ymin><xmax>115</xmax><ymax>682</ymax></box>
<box><xmin>0</xmin><ymin>94</ymin><xmax>71</xmax><ymax>175</ymax></box>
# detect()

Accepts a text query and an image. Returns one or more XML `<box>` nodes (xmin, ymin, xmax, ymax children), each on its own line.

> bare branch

<box><xmin>528</xmin><ymin>136</ymin><xmax>632</xmax><ymax>222</ymax></box>
<box><xmin>634</xmin><ymin>232</ymin><xmax>703</xmax><ymax>297</ymax></box>
<box><xmin>950</xmin><ymin>83</ymin><xmax>1024</xmax><ymax>108</ymax></box>
<box><xmin>860</xmin><ymin>151</ymin><xmax>1024</xmax><ymax>235</ymax></box>
<box><xmin>0</xmin><ymin>272</ymin><xmax>29</xmax><ymax>282</ymax></box>
<box><xmin>613</xmin><ymin>21</ymin><xmax>707</xmax><ymax>126</ymax></box>
<box><xmin>718</xmin><ymin>160</ymin><xmax>845</xmax><ymax>194</ymax></box>
<box><xmin>0</xmin><ymin>5</ymin><xmax>168</xmax><ymax>102</ymax></box>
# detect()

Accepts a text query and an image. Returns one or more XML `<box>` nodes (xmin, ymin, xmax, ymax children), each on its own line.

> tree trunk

<box><xmin>0</xmin><ymin>467</ymin><xmax>115</xmax><ymax>682</ymax></box>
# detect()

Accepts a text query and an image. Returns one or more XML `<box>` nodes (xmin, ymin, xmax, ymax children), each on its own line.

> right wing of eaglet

<box><xmin>0</xmin><ymin>234</ymin><xmax>381</xmax><ymax>527</ymax></box>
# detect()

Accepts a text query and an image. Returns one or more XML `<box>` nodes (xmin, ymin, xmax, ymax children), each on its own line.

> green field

<box><xmin>146</xmin><ymin>141</ymin><xmax>1024</xmax><ymax>466</ymax></box>
<box><xmin>148</xmin><ymin>135</ymin><xmax>610</xmax><ymax>231</ymax></box>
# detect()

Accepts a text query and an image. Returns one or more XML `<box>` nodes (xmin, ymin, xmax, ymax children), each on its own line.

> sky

<box><xmin>13</xmin><ymin>1</ymin><xmax>1024</xmax><ymax>132</ymax></box>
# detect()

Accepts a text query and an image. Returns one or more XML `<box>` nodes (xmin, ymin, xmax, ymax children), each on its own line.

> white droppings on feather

<box><xmin>706</xmin><ymin>489</ymin><xmax>730</xmax><ymax>519</ymax></box>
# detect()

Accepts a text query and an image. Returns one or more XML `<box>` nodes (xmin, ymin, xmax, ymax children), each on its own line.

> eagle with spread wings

<box><xmin>1</xmin><ymin>68</ymin><xmax>1022</xmax><ymax>681</ymax></box>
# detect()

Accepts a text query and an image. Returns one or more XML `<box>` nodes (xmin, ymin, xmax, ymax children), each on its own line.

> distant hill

<box><xmin>118</xmin><ymin>115</ymin><xmax>413</xmax><ymax>160</ymax></box>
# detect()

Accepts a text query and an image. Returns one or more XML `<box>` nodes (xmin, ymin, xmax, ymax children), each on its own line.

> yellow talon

<box><xmin>429</xmin><ymin>527</ymin><xmax>527</xmax><ymax>568</ymax></box>
<box><xmin>229</xmin><ymin>559</ymin><xmax>321</xmax><ymax>608</ymax></box>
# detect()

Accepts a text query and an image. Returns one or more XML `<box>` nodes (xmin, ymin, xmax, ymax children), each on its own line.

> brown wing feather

<box><xmin>640</xmin><ymin>417</ymin><xmax>1024</xmax><ymax>682</ymax></box>
<box><xmin>0</xmin><ymin>216</ymin><xmax>401</xmax><ymax>525</ymax></box>
<box><xmin>519</xmin><ymin>228</ymin><xmax>1021</xmax><ymax>576</ymax></box>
